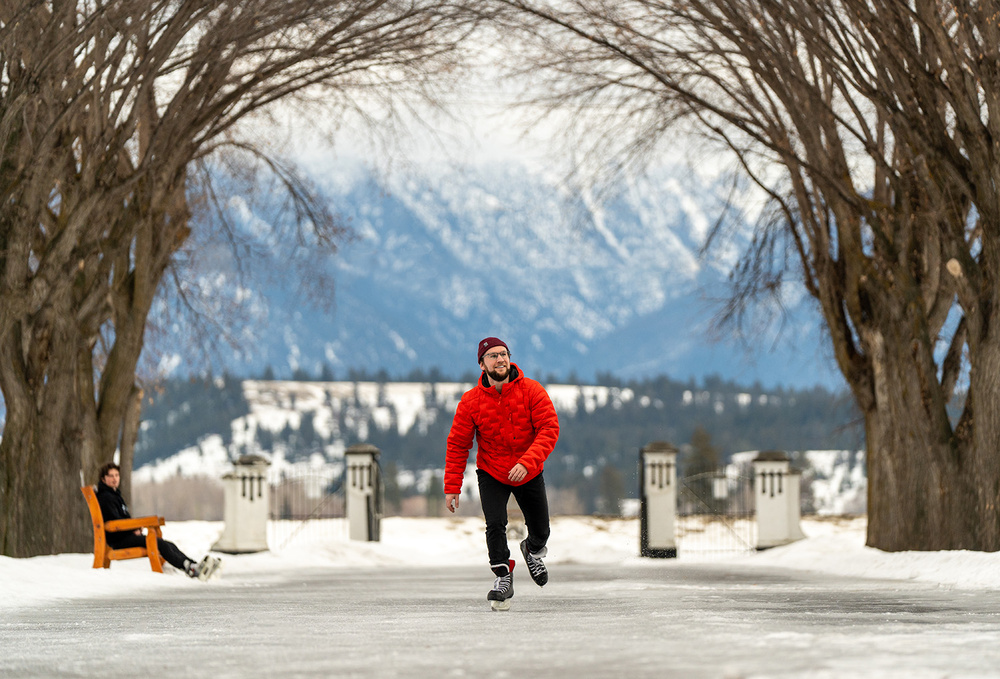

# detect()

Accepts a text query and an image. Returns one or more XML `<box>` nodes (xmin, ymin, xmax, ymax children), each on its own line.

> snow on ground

<box><xmin>2</xmin><ymin>516</ymin><xmax>998</xmax><ymax>614</ymax></box>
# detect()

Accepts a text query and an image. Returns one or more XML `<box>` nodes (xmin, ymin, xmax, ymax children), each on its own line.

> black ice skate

<box><xmin>487</xmin><ymin>559</ymin><xmax>515</xmax><ymax>611</ymax></box>
<box><xmin>520</xmin><ymin>539</ymin><xmax>548</xmax><ymax>587</ymax></box>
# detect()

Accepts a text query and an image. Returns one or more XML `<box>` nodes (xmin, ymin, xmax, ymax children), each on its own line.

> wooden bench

<box><xmin>80</xmin><ymin>485</ymin><xmax>166</xmax><ymax>573</ymax></box>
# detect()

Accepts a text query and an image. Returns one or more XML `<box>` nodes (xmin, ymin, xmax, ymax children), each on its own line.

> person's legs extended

<box><xmin>107</xmin><ymin>531</ymin><xmax>196</xmax><ymax>573</ymax></box>
<box><xmin>156</xmin><ymin>538</ymin><xmax>195</xmax><ymax>572</ymax></box>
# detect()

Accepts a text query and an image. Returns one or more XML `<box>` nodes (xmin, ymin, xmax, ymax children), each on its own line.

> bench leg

<box><xmin>145</xmin><ymin>532</ymin><xmax>164</xmax><ymax>573</ymax></box>
<box><xmin>93</xmin><ymin>532</ymin><xmax>110</xmax><ymax>569</ymax></box>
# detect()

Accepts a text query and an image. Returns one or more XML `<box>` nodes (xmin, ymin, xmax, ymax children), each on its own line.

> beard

<box><xmin>486</xmin><ymin>365</ymin><xmax>509</xmax><ymax>383</ymax></box>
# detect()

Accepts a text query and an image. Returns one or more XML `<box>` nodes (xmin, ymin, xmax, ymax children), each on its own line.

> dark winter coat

<box><xmin>444</xmin><ymin>363</ymin><xmax>559</xmax><ymax>494</ymax></box>
<box><xmin>95</xmin><ymin>480</ymin><xmax>135</xmax><ymax>549</ymax></box>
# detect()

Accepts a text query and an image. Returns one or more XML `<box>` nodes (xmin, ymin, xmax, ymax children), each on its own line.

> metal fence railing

<box><xmin>268</xmin><ymin>470</ymin><xmax>345</xmax><ymax>551</ymax></box>
<box><xmin>676</xmin><ymin>471</ymin><xmax>756</xmax><ymax>557</ymax></box>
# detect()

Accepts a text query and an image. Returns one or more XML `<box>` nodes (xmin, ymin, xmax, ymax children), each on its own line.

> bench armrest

<box><xmin>105</xmin><ymin>516</ymin><xmax>165</xmax><ymax>532</ymax></box>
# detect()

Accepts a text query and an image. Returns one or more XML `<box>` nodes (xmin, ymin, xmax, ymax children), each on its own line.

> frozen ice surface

<box><xmin>4</xmin><ymin>517</ymin><xmax>1000</xmax><ymax>678</ymax></box>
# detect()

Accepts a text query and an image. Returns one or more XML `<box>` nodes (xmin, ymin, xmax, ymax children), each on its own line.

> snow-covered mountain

<box><xmin>162</xmin><ymin>150</ymin><xmax>843</xmax><ymax>390</ymax></box>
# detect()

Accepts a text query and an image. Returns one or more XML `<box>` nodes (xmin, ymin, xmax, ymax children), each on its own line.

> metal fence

<box><xmin>268</xmin><ymin>469</ymin><xmax>346</xmax><ymax>551</ymax></box>
<box><xmin>676</xmin><ymin>470</ymin><xmax>756</xmax><ymax>556</ymax></box>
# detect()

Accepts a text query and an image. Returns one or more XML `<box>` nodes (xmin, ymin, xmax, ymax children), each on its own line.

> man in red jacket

<box><xmin>444</xmin><ymin>337</ymin><xmax>560</xmax><ymax>609</ymax></box>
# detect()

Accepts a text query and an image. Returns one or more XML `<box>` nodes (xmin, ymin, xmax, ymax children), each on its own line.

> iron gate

<box><xmin>268</xmin><ymin>469</ymin><xmax>346</xmax><ymax>551</ymax></box>
<box><xmin>266</xmin><ymin>458</ymin><xmax>385</xmax><ymax>551</ymax></box>
<box><xmin>675</xmin><ymin>470</ymin><xmax>756</xmax><ymax>556</ymax></box>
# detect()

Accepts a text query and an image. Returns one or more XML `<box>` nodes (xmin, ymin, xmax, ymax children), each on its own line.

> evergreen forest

<box><xmin>136</xmin><ymin>372</ymin><xmax>862</xmax><ymax>514</ymax></box>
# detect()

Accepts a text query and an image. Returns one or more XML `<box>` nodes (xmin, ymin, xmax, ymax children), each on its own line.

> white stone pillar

<box><xmin>640</xmin><ymin>441</ymin><xmax>678</xmax><ymax>558</ymax></box>
<box><xmin>213</xmin><ymin>454</ymin><xmax>270</xmax><ymax>554</ymax></box>
<box><xmin>345</xmin><ymin>444</ymin><xmax>382</xmax><ymax>542</ymax></box>
<box><xmin>753</xmin><ymin>451</ymin><xmax>806</xmax><ymax>549</ymax></box>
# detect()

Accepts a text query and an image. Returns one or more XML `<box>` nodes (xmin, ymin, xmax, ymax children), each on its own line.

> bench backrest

<box><xmin>80</xmin><ymin>485</ymin><xmax>105</xmax><ymax>533</ymax></box>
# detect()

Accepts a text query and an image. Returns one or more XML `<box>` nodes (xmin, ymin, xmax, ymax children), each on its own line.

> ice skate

<box><xmin>520</xmin><ymin>539</ymin><xmax>548</xmax><ymax>587</ymax></box>
<box><xmin>195</xmin><ymin>555</ymin><xmax>222</xmax><ymax>581</ymax></box>
<box><xmin>487</xmin><ymin>560</ymin><xmax>514</xmax><ymax>611</ymax></box>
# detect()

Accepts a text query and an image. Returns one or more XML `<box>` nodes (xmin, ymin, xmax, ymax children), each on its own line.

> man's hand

<box><xmin>508</xmin><ymin>463</ymin><xmax>528</xmax><ymax>483</ymax></box>
<box><xmin>445</xmin><ymin>493</ymin><xmax>460</xmax><ymax>513</ymax></box>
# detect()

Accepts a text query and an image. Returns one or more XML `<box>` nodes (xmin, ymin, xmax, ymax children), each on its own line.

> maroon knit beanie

<box><xmin>477</xmin><ymin>337</ymin><xmax>509</xmax><ymax>362</ymax></box>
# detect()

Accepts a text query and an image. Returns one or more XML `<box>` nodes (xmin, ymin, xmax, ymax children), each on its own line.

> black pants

<box><xmin>107</xmin><ymin>532</ymin><xmax>193</xmax><ymax>572</ymax></box>
<box><xmin>477</xmin><ymin>469</ymin><xmax>550</xmax><ymax>574</ymax></box>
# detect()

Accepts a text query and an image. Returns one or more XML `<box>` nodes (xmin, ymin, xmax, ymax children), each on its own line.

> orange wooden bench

<box><xmin>80</xmin><ymin>485</ymin><xmax>166</xmax><ymax>573</ymax></box>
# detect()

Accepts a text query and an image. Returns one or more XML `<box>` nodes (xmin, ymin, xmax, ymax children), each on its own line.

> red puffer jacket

<box><xmin>444</xmin><ymin>364</ymin><xmax>560</xmax><ymax>494</ymax></box>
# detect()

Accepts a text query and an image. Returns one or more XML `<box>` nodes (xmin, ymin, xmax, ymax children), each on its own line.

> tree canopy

<box><xmin>0</xmin><ymin>0</ymin><xmax>485</xmax><ymax>557</ymax></box>
<box><xmin>496</xmin><ymin>0</ymin><xmax>1000</xmax><ymax>550</ymax></box>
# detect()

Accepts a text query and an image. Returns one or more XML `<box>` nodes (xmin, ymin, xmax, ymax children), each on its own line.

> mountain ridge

<box><xmin>162</xmin><ymin>155</ymin><xmax>843</xmax><ymax>390</ymax></box>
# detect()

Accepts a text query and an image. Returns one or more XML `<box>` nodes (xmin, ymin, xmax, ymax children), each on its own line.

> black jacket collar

<box><xmin>97</xmin><ymin>480</ymin><xmax>121</xmax><ymax>496</ymax></box>
<box><xmin>480</xmin><ymin>364</ymin><xmax>519</xmax><ymax>389</ymax></box>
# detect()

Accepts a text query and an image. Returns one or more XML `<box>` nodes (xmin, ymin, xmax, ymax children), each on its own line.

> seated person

<box><xmin>95</xmin><ymin>462</ymin><xmax>219</xmax><ymax>579</ymax></box>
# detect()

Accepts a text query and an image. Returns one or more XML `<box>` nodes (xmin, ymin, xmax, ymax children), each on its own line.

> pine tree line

<box><xmin>135</xmin><ymin>373</ymin><xmax>862</xmax><ymax>515</ymax></box>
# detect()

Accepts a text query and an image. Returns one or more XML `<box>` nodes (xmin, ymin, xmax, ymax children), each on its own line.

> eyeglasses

<box><xmin>483</xmin><ymin>351</ymin><xmax>510</xmax><ymax>362</ymax></box>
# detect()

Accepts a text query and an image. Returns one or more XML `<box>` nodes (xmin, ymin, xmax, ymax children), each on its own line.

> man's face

<box><xmin>480</xmin><ymin>348</ymin><xmax>510</xmax><ymax>382</ymax></box>
<box><xmin>102</xmin><ymin>468</ymin><xmax>121</xmax><ymax>490</ymax></box>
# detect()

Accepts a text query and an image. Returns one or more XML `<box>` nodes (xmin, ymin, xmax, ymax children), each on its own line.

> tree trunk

<box><xmin>0</xmin><ymin>412</ymin><xmax>92</xmax><ymax>556</ymax></box>
<box><xmin>964</xmin><ymin>337</ymin><xmax>1000</xmax><ymax>550</ymax></box>
<box><xmin>0</xmin><ymin>335</ymin><xmax>150</xmax><ymax>556</ymax></box>
<box><xmin>119</xmin><ymin>385</ymin><xmax>145</xmax><ymax>505</ymax></box>
<box><xmin>864</xmin><ymin>355</ymin><xmax>963</xmax><ymax>550</ymax></box>
<box><xmin>862</xmin><ymin>317</ymin><xmax>994</xmax><ymax>551</ymax></box>
<box><xmin>0</xmin><ymin>321</ymin><xmax>93</xmax><ymax>555</ymax></box>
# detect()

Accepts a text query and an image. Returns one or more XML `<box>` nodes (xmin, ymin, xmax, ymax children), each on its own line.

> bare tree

<box><xmin>0</xmin><ymin>0</ymin><xmax>484</xmax><ymax>557</ymax></box>
<box><xmin>496</xmin><ymin>0</ymin><xmax>1000</xmax><ymax>551</ymax></box>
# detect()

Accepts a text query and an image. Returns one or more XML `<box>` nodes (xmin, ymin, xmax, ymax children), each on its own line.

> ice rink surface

<box><xmin>5</xmin><ymin>561</ymin><xmax>1000</xmax><ymax>678</ymax></box>
<box><xmin>5</xmin><ymin>517</ymin><xmax>1000</xmax><ymax>678</ymax></box>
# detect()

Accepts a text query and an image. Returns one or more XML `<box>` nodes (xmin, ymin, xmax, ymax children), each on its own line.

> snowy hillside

<box><xmin>135</xmin><ymin>379</ymin><xmax>865</xmax><ymax>515</ymax></box>
<box><xmin>135</xmin><ymin>379</ymin><xmax>637</xmax><ymax>484</ymax></box>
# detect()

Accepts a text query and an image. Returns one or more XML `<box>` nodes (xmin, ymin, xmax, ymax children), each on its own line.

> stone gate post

<box><xmin>345</xmin><ymin>444</ymin><xmax>383</xmax><ymax>542</ymax></box>
<box><xmin>213</xmin><ymin>454</ymin><xmax>271</xmax><ymax>554</ymax></box>
<box><xmin>640</xmin><ymin>441</ymin><xmax>678</xmax><ymax>558</ymax></box>
<box><xmin>753</xmin><ymin>451</ymin><xmax>806</xmax><ymax>549</ymax></box>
